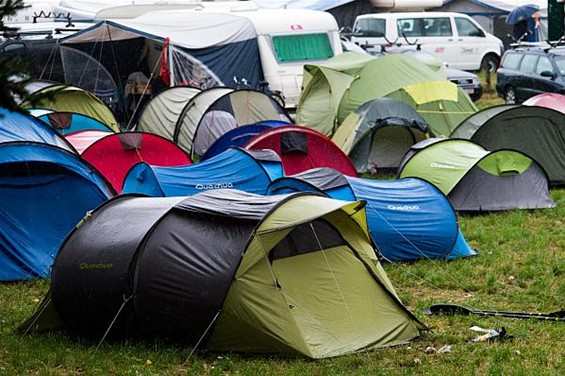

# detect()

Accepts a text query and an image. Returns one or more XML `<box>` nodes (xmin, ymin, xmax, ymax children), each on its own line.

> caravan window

<box><xmin>272</xmin><ymin>33</ymin><xmax>334</xmax><ymax>62</ymax></box>
<box><xmin>353</xmin><ymin>18</ymin><xmax>386</xmax><ymax>37</ymax></box>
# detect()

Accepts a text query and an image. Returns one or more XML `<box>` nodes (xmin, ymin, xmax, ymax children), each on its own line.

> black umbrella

<box><xmin>506</xmin><ymin>4</ymin><xmax>540</xmax><ymax>25</ymax></box>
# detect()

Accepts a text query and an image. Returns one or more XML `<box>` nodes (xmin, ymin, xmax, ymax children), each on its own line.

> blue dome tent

<box><xmin>266</xmin><ymin>168</ymin><xmax>476</xmax><ymax>262</ymax></box>
<box><xmin>122</xmin><ymin>147</ymin><xmax>283</xmax><ymax>197</ymax></box>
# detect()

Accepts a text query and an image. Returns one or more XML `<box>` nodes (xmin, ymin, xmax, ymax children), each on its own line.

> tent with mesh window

<box><xmin>398</xmin><ymin>138</ymin><xmax>556</xmax><ymax>211</ymax></box>
<box><xmin>21</xmin><ymin>189</ymin><xmax>425</xmax><ymax>358</ymax></box>
<box><xmin>0</xmin><ymin>107</ymin><xmax>114</xmax><ymax>281</ymax></box>
<box><xmin>122</xmin><ymin>147</ymin><xmax>283</xmax><ymax>197</ymax></box>
<box><xmin>266</xmin><ymin>167</ymin><xmax>476</xmax><ymax>262</ymax></box>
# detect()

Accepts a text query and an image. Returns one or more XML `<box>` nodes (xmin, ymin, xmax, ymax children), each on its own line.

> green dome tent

<box><xmin>450</xmin><ymin>105</ymin><xmax>565</xmax><ymax>185</ymax></box>
<box><xmin>398</xmin><ymin>138</ymin><xmax>555</xmax><ymax>212</ymax></box>
<box><xmin>332</xmin><ymin>97</ymin><xmax>431</xmax><ymax>173</ymax></box>
<box><xmin>385</xmin><ymin>81</ymin><xmax>478</xmax><ymax>137</ymax></box>
<box><xmin>21</xmin><ymin>84</ymin><xmax>120</xmax><ymax>132</ymax></box>
<box><xmin>296</xmin><ymin>52</ymin><xmax>446</xmax><ymax>136</ymax></box>
<box><xmin>22</xmin><ymin>190</ymin><xmax>424</xmax><ymax>358</ymax></box>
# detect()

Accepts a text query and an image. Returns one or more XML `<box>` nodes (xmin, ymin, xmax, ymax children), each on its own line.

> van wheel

<box><xmin>481</xmin><ymin>54</ymin><xmax>499</xmax><ymax>74</ymax></box>
<box><xmin>504</xmin><ymin>86</ymin><xmax>517</xmax><ymax>104</ymax></box>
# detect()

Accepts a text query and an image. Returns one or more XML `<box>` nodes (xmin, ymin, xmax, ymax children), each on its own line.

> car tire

<box><xmin>481</xmin><ymin>54</ymin><xmax>499</xmax><ymax>74</ymax></box>
<box><xmin>504</xmin><ymin>86</ymin><xmax>517</xmax><ymax>104</ymax></box>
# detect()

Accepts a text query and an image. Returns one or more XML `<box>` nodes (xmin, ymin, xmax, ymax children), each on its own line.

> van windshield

<box><xmin>272</xmin><ymin>33</ymin><xmax>334</xmax><ymax>62</ymax></box>
<box><xmin>353</xmin><ymin>18</ymin><xmax>386</xmax><ymax>37</ymax></box>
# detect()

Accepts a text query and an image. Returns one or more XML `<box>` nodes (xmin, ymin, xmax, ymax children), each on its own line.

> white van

<box><xmin>351</xmin><ymin>12</ymin><xmax>503</xmax><ymax>72</ymax></box>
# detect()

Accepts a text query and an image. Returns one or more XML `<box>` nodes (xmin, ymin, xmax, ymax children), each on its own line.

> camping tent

<box><xmin>21</xmin><ymin>84</ymin><xmax>120</xmax><ymax>132</ymax></box>
<box><xmin>64</xmin><ymin>130</ymin><xmax>111</xmax><ymax>154</ymax></box>
<box><xmin>122</xmin><ymin>147</ymin><xmax>283</xmax><ymax>196</ymax></box>
<box><xmin>136</xmin><ymin>86</ymin><xmax>202</xmax><ymax>140</ymax></box>
<box><xmin>81</xmin><ymin>131</ymin><xmax>191</xmax><ymax>193</ymax></box>
<box><xmin>266</xmin><ymin>167</ymin><xmax>475</xmax><ymax>262</ymax></box>
<box><xmin>398</xmin><ymin>138</ymin><xmax>556</xmax><ymax>211</ymax></box>
<box><xmin>174</xmin><ymin>89</ymin><xmax>292</xmax><ymax>157</ymax></box>
<box><xmin>23</xmin><ymin>189</ymin><xmax>424</xmax><ymax>358</ymax></box>
<box><xmin>0</xmin><ymin>142</ymin><xmax>114</xmax><ymax>281</ymax></box>
<box><xmin>385</xmin><ymin>80</ymin><xmax>478</xmax><ymax>136</ymax></box>
<box><xmin>331</xmin><ymin>98</ymin><xmax>431</xmax><ymax>173</ymax></box>
<box><xmin>245</xmin><ymin>125</ymin><xmax>358</xmax><ymax>177</ymax></box>
<box><xmin>38</xmin><ymin>112</ymin><xmax>115</xmax><ymax>135</ymax></box>
<box><xmin>450</xmin><ymin>105</ymin><xmax>565</xmax><ymax>185</ymax></box>
<box><xmin>59</xmin><ymin>11</ymin><xmax>263</xmax><ymax>102</ymax></box>
<box><xmin>202</xmin><ymin>120</ymin><xmax>291</xmax><ymax>161</ymax></box>
<box><xmin>296</xmin><ymin>52</ymin><xmax>446</xmax><ymax>136</ymax></box>
<box><xmin>523</xmin><ymin>93</ymin><xmax>565</xmax><ymax>114</ymax></box>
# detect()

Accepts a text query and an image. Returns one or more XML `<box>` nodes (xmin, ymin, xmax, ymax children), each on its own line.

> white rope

<box><xmin>184</xmin><ymin>310</ymin><xmax>221</xmax><ymax>363</ymax></box>
<box><xmin>96</xmin><ymin>294</ymin><xmax>133</xmax><ymax>350</ymax></box>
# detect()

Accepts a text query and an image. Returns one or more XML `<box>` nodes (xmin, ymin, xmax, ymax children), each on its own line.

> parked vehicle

<box><xmin>351</xmin><ymin>12</ymin><xmax>503</xmax><ymax>72</ymax></box>
<box><xmin>495</xmin><ymin>46</ymin><xmax>565</xmax><ymax>104</ymax></box>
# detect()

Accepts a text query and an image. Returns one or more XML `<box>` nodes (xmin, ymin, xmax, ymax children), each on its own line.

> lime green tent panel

<box><xmin>386</xmin><ymin>81</ymin><xmax>478</xmax><ymax>137</ymax></box>
<box><xmin>336</xmin><ymin>55</ymin><xmax>446</xmax><ymax>126</ymax></box>
<box><xmin>208</xmin><ymin>197</ymin><xmax>422</xmax><ymax>358</ymax></box>
<box><xmin>297</xmin><ymin>53</ymin><xmax>445</xmax><ymax>137</ymax></box>
<box><xmin>22</xmin><ymin>85</ymin><xmax>119</xmax><ymax>132</ymax></box>
<box><xmin>296</xmin><ymin>67</ymin><xmax>356</xmax><ymax>135</ymax></box>
<box><xmin>399</xmin><ymin>139</ymin><xmax>488</xmax><ymax>195</ymax></box>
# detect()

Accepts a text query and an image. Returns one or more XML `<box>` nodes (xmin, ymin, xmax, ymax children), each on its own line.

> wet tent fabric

<box><xmin>449</xmin><ymin>104</ymin><xmax>518</xmax><ymax>139</ymax></box>
<box><xmin>174</xmin><ymin>87</ymin><xmax>234</xmax><ymax>153</ymax></box>
<box><xmin>266</xmin><ymin>168</ymin><xmax>475</xmax><ymax>262</ymax></box>
<box><xmin>136</xmin><ymin>86</ymin><xmax>202</xmax><ymax>140</ymax></box>
<box><xmin>81</xmin><ymin>132</ymin><xmax>191</xmax><ymax>193</ymax></box>
<box><xmin>398</xmin><ymin>138</ymin><xmax>556</xmax><ymax>211</ymax></box>
<box><xmin>245</xmin><ymin>125</ymin><xmax>358</xmax><ymax>177</ymax></box>
<box><xmin>385</xmin><ymin>81</ymin><xmax>478</xmax><ymax>137</ymax></box>
<box><xmin>202</xmin><ymin>120</ymin><xmax>290</xmax><ymax>161</ymax></box>
<box><xmin>122</xmin><ymin>147</ymin><xmax>283</xmax><ymax>196</ymax></box>
<box><xmin>332</xmin><ymin>98</ymin><xmax>430</xmax><ymax>173</ymax></box>
<box><xmin>523</xmin><ymin>93</ymin><xmax>565</xmax><ymax>114</ymax></box>
<box><xmin>64</xmin><ymin>130</ymin><xmax>110</xmax><ymax>154</ymax></box>
<box><xmin>175</xmin><ymin>89</ymin><xmax>292</xmax><ymax>158</ymax></box>
<box><xmin>0</xmin><ymin>142</ymin><xmax>114</xmax><ymax>281</ymax></box>
<box><xmin>21</xmin><ymin>85</ymin><xmax>120</xmax><ymax>132</ymax></box>
<box><xmin>24</xmin><ymin>190</ymin><xmax>423</xmax><ymax>358</ymax></box>
<box><xmin>450</xmin><ymin>106</ymin><xmax>565</xmax><ymax>185</ymax></box>
<box><xmin>296</xmin><ymin>52</ymin><xmax>445</xmax><ymax>136</ymax></box>
<box><xmin>38</xmin><ymin>112</ymin><xmax>115</xmax><ymax>135</ymax></box>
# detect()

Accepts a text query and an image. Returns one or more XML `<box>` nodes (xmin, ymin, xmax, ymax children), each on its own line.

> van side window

<box><xmin>272</xmin><ymin>33</ymin><xmax>334</xmax><ymax>62</ymax></box>
<box><xmin>455</xmin><ymin>17</ymin><xmax>485</xmax><ymax>37</ymax></box>
<box><xmin>519</xmin><ymin>54</ymin><xmax>539</xmax><ymax>73</ymax></box>
<box><xmin>1</xmin><ymin>42</ymin><xmax>27</xmax><ymax>57</ymax></box>
<box><xmin>397</xmin><ymin>19</ymin><xmax>419</xmax><ymax>37</ymax></box>
<box><xmin>353</xmin><ymin>18</ymin><xmax>385</xmax><ymax>38</ymax></box>
<box><xmin>423</xmin><ymin>18</ymin><xmax>452</xmax><ymax>36</ymax></box>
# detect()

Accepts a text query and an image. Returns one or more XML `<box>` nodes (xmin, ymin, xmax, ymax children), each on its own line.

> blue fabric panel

<box><xmin>347</xmin><ymin>177</ymin><xmax>461</xmax><ymax>262</ymax></box>
<box><xmin>0</xmin><ymin>144</ymin><xmax>113</xmax><ymax>281</ymax></box>
<box><xmin>0</xmin><ymin>108</ymin><xmax>73</xmax><ymax>152</ymax></box>
<box><xmin>186</xmin><ymin>39</ymin><xmax>264</xmax><ymax>90</ymax></box>
<box><xmin>122</xmin><ymin>163</ymin><xmax>166</xmax><ymax>197</ymax></box>
<box><xmin>39</xmin><ymin>113</ymin><xmax>113</xmax><ymax>134</ymax></box>
<box><xmin>202</xmin><ymin>124</ymin><xmax>275</xmax><ymax>161</ymax></box>
<box><xmin>447</xmin><ymin>230</ymin><xmax>478</xmax><ymax>260</ymax></box>
<box><xmin>122</xmin><ymin>148</ymin><xmax>274</xmax><ymax>196</ymax></box>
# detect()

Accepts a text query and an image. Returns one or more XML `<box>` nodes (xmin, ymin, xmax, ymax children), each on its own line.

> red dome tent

<box><xmin>245</xmin><ymin>125</ymin><xmax>358</xmax><ymax>176</ymax></box>
<box><xmin>81</xmin><ymin>132</ymin><xmax>192</xmax><ymax>193</ymax></box>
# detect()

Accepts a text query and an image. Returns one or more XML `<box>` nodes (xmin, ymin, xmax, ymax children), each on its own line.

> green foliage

<box><xmin>0</xmin><ymin>0</ymin><xmax>55</xmax><ymax>112</ymax></box>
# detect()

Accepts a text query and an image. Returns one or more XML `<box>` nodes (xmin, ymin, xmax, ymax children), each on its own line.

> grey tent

<box><xmin>450</xmin><ymin>105</ymin><xmax>565</xmax><ymax>185</ymax></box>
